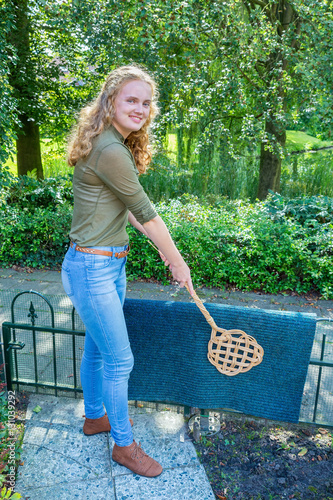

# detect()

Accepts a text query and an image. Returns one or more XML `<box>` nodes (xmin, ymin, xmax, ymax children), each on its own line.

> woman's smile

<box><xmin>129</xmin><ymin>115</ymin><xmax>142</xmax><ymax>123</ymax></box>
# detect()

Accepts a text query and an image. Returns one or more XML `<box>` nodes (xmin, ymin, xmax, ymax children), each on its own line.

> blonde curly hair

<box><xmin>67</xmin><ymin>65</ymin><xmax>159</xmax><ymax>174</ymax></box>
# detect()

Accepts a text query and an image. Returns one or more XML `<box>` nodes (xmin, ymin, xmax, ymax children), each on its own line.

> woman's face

<box><xmin>112</xmin><ymin>79</ymin><xmax>152</xmax><ymax>139</ymax></box>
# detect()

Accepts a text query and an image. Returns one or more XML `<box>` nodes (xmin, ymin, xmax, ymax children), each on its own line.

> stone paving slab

<box><xmin>17</xmin><ymin>477</ymin><xmax>116</xmax><ymax>500</ymax></box>
<box><xmin>113</xmin><ymin>466</ymin><xmax>215</xmax><ymax>500</ymax></box>
<box><xmin>15</xmin><ymin>394</ymin><xmax>215</xmax><ymax>500</ymax></box>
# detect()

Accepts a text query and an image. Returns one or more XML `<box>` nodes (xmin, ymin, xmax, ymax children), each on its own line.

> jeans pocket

<box><xmin>61</xmin><ymin>266</ymin><xmax>74</xmax><ymax>297</ymax></box>
<box><xmin>84</xmin><ymin>254</ymin><xmax>111</xmax><ymax>270</ymax></box>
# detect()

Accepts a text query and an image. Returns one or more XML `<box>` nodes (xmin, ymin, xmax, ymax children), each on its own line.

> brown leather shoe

<box><xmin>83</xmin><ymin>413</ymin><xmax>133</xmax><ymax>435</ymax></box>
<box><xmin>112</xmin><ymin>440</ymin><xmax>163</xmax><ymax>477</ymax></box>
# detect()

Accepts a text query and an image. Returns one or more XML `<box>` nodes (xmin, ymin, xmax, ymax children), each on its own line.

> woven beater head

<box><xmin>185</xmin><ymin>285</ymin><xmax>264</xmax><ymax>376</ymax></box>
<box><xmin>207</xmin><ymin>324</ymin><xmax>264</xmax><ymax>376</ymax></box>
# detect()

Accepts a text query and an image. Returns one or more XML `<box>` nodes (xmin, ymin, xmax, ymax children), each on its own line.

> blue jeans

<box><xmin>61</xmin><ymin>243</ymin><xmax>134</xmax><ymax>446</ymax></box>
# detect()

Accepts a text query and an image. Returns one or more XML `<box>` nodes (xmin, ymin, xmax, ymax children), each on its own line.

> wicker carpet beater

<box><xmin>185</xmin><ymin>283</ymin><xmax>264</xmax><ymax>376</ymax></box>
<box><xmin>148</xmin><ymin>241</ymin><xmax>264</xmax><ymax>376</ymax></box>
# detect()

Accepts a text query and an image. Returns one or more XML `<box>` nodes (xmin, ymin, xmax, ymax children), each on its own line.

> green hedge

<box><xmin>0</xmin><ymin>174</ymin><xmax>332</xmax><ymax>299</ymax></box>
<box><xmin>0</xmin><ymin>171</ymin><xmax>73</xmax><ymax>267</ymax></box>
<box><xmin>127</xmin><ymin>194</ymin><xmax>333</xmax><ymax>299</ymax></box>
<box><xmin>0</xmin><ymin>204</ymin><xmax>72</xmax><ymax>267</ymax></box>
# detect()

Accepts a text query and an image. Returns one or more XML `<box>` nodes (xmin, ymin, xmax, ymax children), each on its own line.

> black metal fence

<box><xmin>1</xmin><ymin>290</ymin><xmax>333</xmax><ymax>427</ymax></box>
<box><xmin>2</xmin><ymin>291</ymin><xmax>85</xmax><ymax>398</ymax></box>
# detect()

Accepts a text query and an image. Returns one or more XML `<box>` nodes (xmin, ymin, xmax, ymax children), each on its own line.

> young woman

<box><xmin>62</xmin><ymin>65</ymin><xmax>193</xmax><ymax>478</ymax></box>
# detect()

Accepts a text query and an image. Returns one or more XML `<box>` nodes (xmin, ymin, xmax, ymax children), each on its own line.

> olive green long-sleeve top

<box><xmin>69</xmin><ymin>125</ymin><xmax>157</xmax><ymax>247</ymax></box>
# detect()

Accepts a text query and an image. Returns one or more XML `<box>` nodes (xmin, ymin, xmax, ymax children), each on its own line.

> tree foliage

<box><xmin>1</xmin><ymin>0</ymin><xmax>102</xmax><ymax>176</ymax></box>
<box><xmin>0</xmin><ymin>0</ymin><xmax>332</xmax><ymax>198</ymax></box>
<box><xmin>120</xmin><ymin>0</ymin><xmax>333</xmax><ymax>199</ymax></box>
<box><xmin>0</xmin><ymin>0</ymin><xmax>18</xmax><ymax>164</ymax></box>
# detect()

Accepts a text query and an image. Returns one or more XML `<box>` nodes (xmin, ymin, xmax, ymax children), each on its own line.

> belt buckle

<box><xmin>115</xmin><ymin>245</ymin><xmax>130</xmax><ymax>259</ymax></box>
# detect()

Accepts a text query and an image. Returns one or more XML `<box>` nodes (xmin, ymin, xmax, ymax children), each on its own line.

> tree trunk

<box><xmin>16</xmin><ymin>115</ymin><xmax>43</xmax><ymax>179</ymax></box>
<box><xmin>7</xmin><ymin>0</ymin><xmax>44</xmax><ymax>178</ymax></box>
<box><xmin>255</xmin><ymin>1</ymin><xmax>299</xmax><ymax>200</ymax></box>
<box><xmin>257</xmin><ymin>119</ymin><xmax>286</xmax><ymax>200</ymax></box>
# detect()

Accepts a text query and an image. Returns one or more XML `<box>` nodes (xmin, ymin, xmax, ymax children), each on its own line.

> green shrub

<box><xmin>264</xmin><ymin>191</ymin><xmax>333</xmax><ymax>225</ymax></box>
<box><xmin>0</xmin><ymin>204</ymin><xmax>72</xmax><ymax>268</ymax></box>
<box><xmin>0</xmin><ymin>487</ymin><xmax>22</xmax><ymax>499</ymax></box>
<box><xmin>127</xmin><ymin>194</ymin><xmax>333</xmax><ymax>298</ymax></box>
<box><xmin>0</xmin><ymin>174</ymin><xmax>332</xmax><ymax>298</ymax></box>
<box><xmin>4</xmin><ymin>174</ymin><xmax>73</xmax><ymax>210</ymax></box>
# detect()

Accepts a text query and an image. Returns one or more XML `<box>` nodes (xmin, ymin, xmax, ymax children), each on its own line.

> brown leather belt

<box><xmin>70</xmin><ymin>241</ymin><xmax>130</xmax><ymax>259</ymax></box>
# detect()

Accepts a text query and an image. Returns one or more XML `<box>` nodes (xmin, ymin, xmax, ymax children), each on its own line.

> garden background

<box><xmin>1</xmin><ymin>2</ymin><xmax>333</xmax><ymax>498</ymax></box>
<box><xmin>0</xmin><ymin>0</ymin><xmax>333</xmax><ymax>299</ymax></box>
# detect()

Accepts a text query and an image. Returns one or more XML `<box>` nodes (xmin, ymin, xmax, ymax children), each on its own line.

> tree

<box><xmin>122</xmin><ymin>0</ymin><xmax>333</xmax><ymax>199</ymax></box>
<box><xmin>243</xmin><ymin>0</ymin><xmax>333</xmax><ymax>199</ymax></box>
<box><xmin>7</xmin><ymin>0</ymin><xmax>43</xmax><ymax>178</ymax></box>
<box><xmin>0</xmin><ymin>0</ymin><xmax>18</xmax><ymax>165</ymax></box>
<box><xmin>3</xmin><ymin>0</ymin><xmax>100</xmax><ymax>178</ymax></box>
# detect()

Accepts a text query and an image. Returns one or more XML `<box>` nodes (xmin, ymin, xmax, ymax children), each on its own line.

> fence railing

<box><xmin>1</xmin><ymin>290</ymin><xmax>333</xmax><ymax>427</ymax></box>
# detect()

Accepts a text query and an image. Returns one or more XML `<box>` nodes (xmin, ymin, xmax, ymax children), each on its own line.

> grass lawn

<box><xmin>285</xmin><ymin>130</ymin><xmax>333</xmax><ymax>152</ymax></box>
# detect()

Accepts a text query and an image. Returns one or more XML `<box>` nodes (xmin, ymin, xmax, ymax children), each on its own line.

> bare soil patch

<box><xmin>190</xmin><ymin>414</ymin><xmax>333</xmax><ymax>500</ymax></box>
